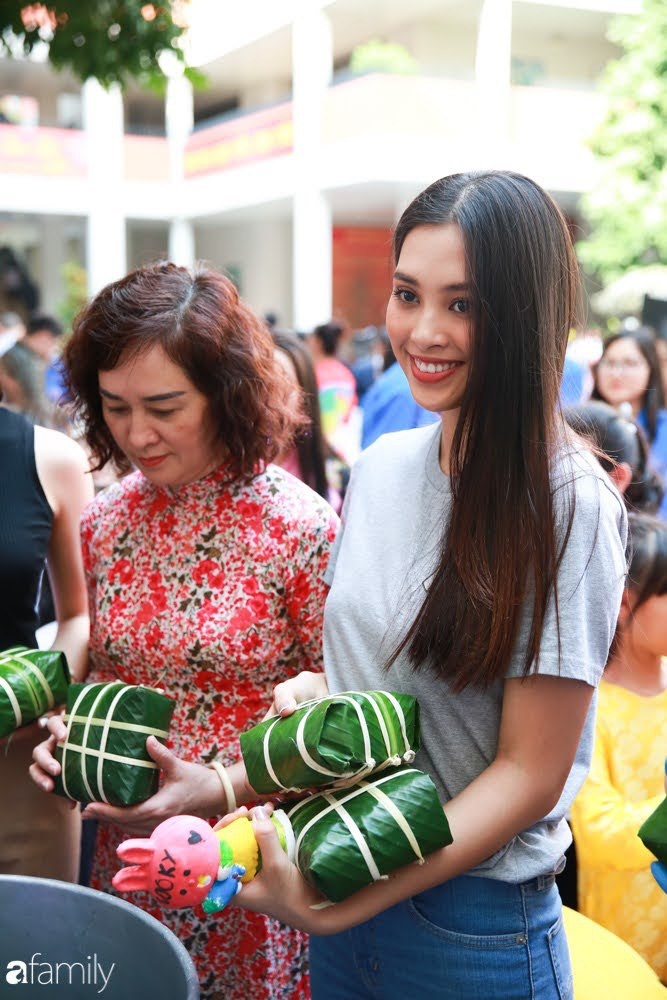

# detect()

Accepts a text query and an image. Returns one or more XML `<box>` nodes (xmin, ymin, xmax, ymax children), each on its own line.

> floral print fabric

<box><xmin>82</xmin><ymin>463</ymin><xmax>338</xmax><ymax>999</ymax></box>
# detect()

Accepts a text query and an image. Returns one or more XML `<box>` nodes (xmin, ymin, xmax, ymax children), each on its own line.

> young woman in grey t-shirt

<box><xmin>220</xmin><ymin>172</ymin><xmax>627</xmax><ymax>1000</ymax></box>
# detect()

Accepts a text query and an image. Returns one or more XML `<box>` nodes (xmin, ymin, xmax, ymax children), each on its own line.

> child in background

<box><xmin>564</xmin><ymin>401</ymin><xmax>664</xmax><ymax>515</ymax></box>
<box><xmin>571</xmin><ymin>513</ymin><xmax>667</xmax><ymax>982</ymax></box>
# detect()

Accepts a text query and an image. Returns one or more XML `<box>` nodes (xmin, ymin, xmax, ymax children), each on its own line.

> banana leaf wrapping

<box><xmin>287</xmin><ymin>766</ymin><xmax>452</xmax><ymax>902</ymax></box>
<box><xmin>52</xmin><ymin>681</ymin><xmax>175</xmax><ymax>806</ymax></box>
<box><xmin>240</xmin><ymin>690</ymin><xmax>420</xmax><ymax>794</ymax></box>
<box><xmin>639</xmin><ymin>796</ymin><xmax>667</xmax><ymax>866</ymax></box>
<box><xmin>0</xmin><ymin>646</ymin><xmax>71</xmax><ymax>738</ymax></box>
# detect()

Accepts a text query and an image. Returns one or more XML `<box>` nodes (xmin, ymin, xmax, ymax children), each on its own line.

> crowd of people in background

<box><xmin>1</xmin><ymin>204</ymin><xmax>667</xmax><ymax>997</ymax></box>
<box><xmin>2</xmin><ymin>297</ymin><xmax>667</xmax><ymax>523</ymax></box>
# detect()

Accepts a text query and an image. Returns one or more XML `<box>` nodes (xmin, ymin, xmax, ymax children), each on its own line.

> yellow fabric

<box><xmin>570</xmin><ymin>679</ymin><xmax>667</xmax><ymax>981</ymax></box>
<box><xmin>563</xmin><ymin>907</ymin><xmax>667</xmax><ymax>999</ymax></box>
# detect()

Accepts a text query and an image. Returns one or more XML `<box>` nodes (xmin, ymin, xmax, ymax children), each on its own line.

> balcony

<box><xmin>0</xmin><ymin>73</ymin><xmax>609</xmax><ymax>219</ymax></box>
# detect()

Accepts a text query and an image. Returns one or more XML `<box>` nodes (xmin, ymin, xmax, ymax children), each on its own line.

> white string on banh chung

<box><xmin>380</xmin><ymin>691</ymin><xmax>414</xmax><ymax>760</ymax></box>
<box><xmin>356</xmin><ymin>779</ymin><xmax>424</xmax><ymax>863</ymax></box>
<box><xmin>292</xmin><ymin>768</ymin><xmax>423</xmax><ymax>863</ymax></box>
<box><xmin>320</xmin><ymin>791</ymin><xmax>385</xmax><ymax>884</ymax></box>
<box><xmin>262</xmin><ymin>696</ymin><xmax>371</xmax><ymax>792</ymax></box>
<box><xmin>262</xmin><ymin>691</ymin><xmax>412</xmax><ymax>791</ymax></box>
<box><xmin>59</xmin><ymin>682</ymin><xmax>165</xmax><ymax>801</ymax></box>
<box><xmin>296</xmin><ymin>696</ymin><xmax>376</xmax><ymax>780</ymax></box>
<box><xmin>0</xmin><ymin>651</ymin><xmax>55</xmax><ymax>710</ymax></box>
<box><xmin>0</xmin><ymin>647</ymin><xmax>55</xmax><ymax>730</ymax></box>
<box><xmin>96</xmin><ymin>684</ymin><xmax>140</xmax><ymax>804</ymax></box>
<box><xmin>58</xmin><ymin>682</ymin><xmax>107</xmax><ymax>800</ymax></box>
<box><xmin>55</xmin><ymin>744</ymin><xmax>158</xmax><ymax>768</ymax></box>
<box><xmin>0</xmin><ymin>675</ymin><xmax>23</xmax><ymax>728</ymax></box>
<box><xmin>64</xmin><ymin>715</ymin><xmax>168</xmax><ymax>737</ymax></box>
<box><xmin>0</xmin><ymin>655</ymin><xmax>41</xmax><ymax>719</ymax></box>
<box><xmin>262</xmin><ymin>717</ymin><xmax>285</xmax><ymax>789</ymax></box>
<box><xmin>79</xmin><ymin>682</ymin><xmax>124</xmax><ymax>801</ymax></box>
<box><xmin>362</xmin><ymin>693</ymin><xmax>394</xmax><ymax>758</ymax></box>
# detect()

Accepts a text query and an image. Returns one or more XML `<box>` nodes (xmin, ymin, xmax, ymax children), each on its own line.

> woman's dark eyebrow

<box><xmin>393</xmin><ymin>270</ymin><xmax>418</xmax><ymax>285</ymax></box>
<box><xmin>143</xmin><ymin>391</ymin><xmax>187</xmax><ymax>402</ymax></box>
<box><xmin>98</xmin><ymin>389</ymin><xmax>186</xmax><ymax>402</ymax></box>
<box><xmin>393</xmin><ymin>271</ymin><xmax>469</xmax><ymax>293</ymax></box>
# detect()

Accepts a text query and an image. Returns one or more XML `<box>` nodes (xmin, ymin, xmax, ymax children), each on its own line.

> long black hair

<box><xmin>388</xmin><ymin>170</ymin><xmax>580</xmax><ymax>692</ymax></box>
<box><xmin>625</xmin><ymin>513</ymin><xmax>667</xmax><ymax>613</ymax></box>
<box><xmin>312</xmin><ymin>321</ymin><xmax>345</xmax><ymax>358</ymax></box>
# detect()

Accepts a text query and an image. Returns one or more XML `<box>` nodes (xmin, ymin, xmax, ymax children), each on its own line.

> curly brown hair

<box><xmin>63</xmin><ymin>261</ymin><xmax>305</xmax><ymax>479</ymax></box>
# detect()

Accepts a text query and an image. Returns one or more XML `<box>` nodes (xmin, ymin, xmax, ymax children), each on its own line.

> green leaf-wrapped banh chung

<box><xmin>639</xmin><ymin>797</ymin><xmax>667</xmax><ymax>866</ymax></box>
<box><xmin>52</xmin><ymin>681</ymin><xmax>175</xmax><ymax>806</ymax></box>
<box><xmin>0</xmin><ymin>646</ymin><xmax>71</xmax><ymax>738</ymax></box>
<box><xmin>240</xmin><ymin>690</ymin><xmax>420</xmax><ymax>794</ymax></box>
<box><xmin>287</xmin><ymin>766</ymin><xmax>453</xmax><ymax>902</ymax></box>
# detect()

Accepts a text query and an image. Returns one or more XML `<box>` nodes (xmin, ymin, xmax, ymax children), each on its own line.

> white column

<box><xmin>475</xmin><ymin>0</ymin><xmax>513</xmax><ymax>150</ymax></box>
<box><xmin>40</xmin><ymin>216</ymin><xmax>67</xmax><ymax>313</ymax></box>
<box><xmin>166</xmin><ymin>68</ymin><xmax>195</xmax><ymax>268</ymax></box>
<box><xmin>291</xmin><ymin>2</ymin><xmax>333</xmax><ymax>332</ymax></box>
<box><xmin>169</xmin><ymin>217</ymin><xmax>196</xmax><ymax>267</ymax></box>
<box><xmin>82</xmin><ymin>79</ymin><xmax>126</xmax><ymax>294</ymax></box>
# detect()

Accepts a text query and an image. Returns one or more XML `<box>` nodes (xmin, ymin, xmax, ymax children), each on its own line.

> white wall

<box><xmin>388</xmin><ymin>19</ymin><xmax>478</xmax><ymax>78</ymax></box>
<box><xmin>512</xmin><ymin>29</ymin><xmax>618</xmax><ymax>87</ymax></box>
<box><xmin>384</xmin><ymin>11</ymin><xmax>618</xmax><ymax>87</ymax></box>
<box><xmin>195</xmin><ymin>217</ymin><xmax>293</xmax><ymax>327</ymax></box>
<box><xmin>238</xmin><ymin>79</ymin><xmax>292</xmax><ymax>109</ymax></box>
<box><xmin>127</xmin><ymin>225</ymin><xmax>170</xmax><ymax>270</ymax></box>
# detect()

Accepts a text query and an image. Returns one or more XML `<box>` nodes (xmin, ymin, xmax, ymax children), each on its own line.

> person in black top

<box><xmin>0</xmin><ymin>402</ymin><xmax>92</xmax><ymax>881</ymax></box>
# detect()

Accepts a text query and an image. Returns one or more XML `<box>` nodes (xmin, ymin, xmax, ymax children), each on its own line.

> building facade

<box><xmin>0</xmin><ymin>0</ymin><xmax>641</xmax><ymax>328</ymax></box>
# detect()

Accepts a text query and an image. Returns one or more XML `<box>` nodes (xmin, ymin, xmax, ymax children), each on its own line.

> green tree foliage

<box><xmin>349</xmin><ymin>39</ymin><xmax>417</xmax><ymax>76</ymax></box>
<box><xmin>0</xmin><ymin>2</ymin><xmax>204</xmax><ymax>91</ymax></box>
<box><xmin>56</xmin><ymin>260</ymin><xmax>87</xmax><ymax>333</ymax></box>
<box><xmin>577</xmin><ymin>0</ymin><xmax>667</xmax><ymax>283</ymax></box>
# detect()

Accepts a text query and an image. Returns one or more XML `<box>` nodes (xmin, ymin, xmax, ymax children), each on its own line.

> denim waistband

<box><xmin>520</xmin><ymin>872</ymin><xmax>556</xmax><ymax>895</ymax></box>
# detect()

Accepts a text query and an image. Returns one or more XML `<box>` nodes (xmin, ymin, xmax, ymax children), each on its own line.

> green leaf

<box><xmin>0</xmin><ymin>1</ymin><xmax>195</xmax><ymax>91</ymax></box>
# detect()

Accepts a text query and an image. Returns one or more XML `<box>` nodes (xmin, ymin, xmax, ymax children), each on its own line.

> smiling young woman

<box><xmin>228</xmin><ymin>172</ymin><xmax>628</xmax><ymax>1000</ymax></box>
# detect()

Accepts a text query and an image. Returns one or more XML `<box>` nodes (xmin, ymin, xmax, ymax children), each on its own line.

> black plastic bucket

<box><xmin>0</xmin><ymin>875</ymin><xmax>199</xmax><ymax>998</ymax></box>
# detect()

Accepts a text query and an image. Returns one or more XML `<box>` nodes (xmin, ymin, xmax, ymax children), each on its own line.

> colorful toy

<box><xmin>114</xmin><ymin>767</ymin><xmax>453</xmax><ymax>912</ymax></box>
<box><xmin>113</xmin><ymin>695</ymin><xmax>452</xmax><ymax>913</ymax></box>
<box><xmin>112</xmin><ymin>812</ymin><xmax>293</xmax><ymax>914</ymax></box>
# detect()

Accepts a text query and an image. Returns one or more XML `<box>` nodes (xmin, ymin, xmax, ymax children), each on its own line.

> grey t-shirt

<box><xmin>323</xmin><ymin>421</ymin><xmax>627</xmax><ymax>883</ymax></box>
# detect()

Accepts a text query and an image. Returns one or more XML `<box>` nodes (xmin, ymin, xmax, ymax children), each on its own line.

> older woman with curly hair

<box><xmin>31</xmin><ymin>262</ymin><xmax>338</xmax><ymax>1000</ymax></box>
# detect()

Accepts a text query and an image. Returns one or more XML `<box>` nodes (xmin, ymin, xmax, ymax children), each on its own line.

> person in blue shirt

<box><xmin>560</xmin><ymin>354</ymin><xmax>585</xmax><ymax>407</ymax></box>
<box><xmin>361</xmin><ymin>358</ymin><xmax>438</xmax><ymax>448</ymax></box>
<box><xmin>593</xmin><ymin>328</ymin><xmax>667</xmax><ymax>519</ymax></box>
<box><xmin>23</xmin><ymin>313</ymin><xmax>67</xmax><ymax>406</ymax></box>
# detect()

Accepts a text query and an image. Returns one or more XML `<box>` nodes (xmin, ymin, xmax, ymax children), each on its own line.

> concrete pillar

<box><xmin>39</xmin><ymin>216</ymin><xmax>67</xmax><ymax>313</ymax></box>
<box><xmin>291</xmin><ymin>1</ymin><xmax>333</xmax><ymax>331</ymax></box>
<box><xmin>169</xmin><ymin>218</ymin><xmax>196</xmax><ymax>268</ymax></box>
<box><xmin>82</xmin><ymin>79</ymin><xmax>126</xmax><ymax>294</ymax></box>
<box><xmin>475</xmin><ymin>0</ymin><xmax>513</xmax><ymax>148</ymax></box>
<box><xmin>166</xmin><ymin>69</ymin><xmax>195</xmax><ymax>268</ymax></box>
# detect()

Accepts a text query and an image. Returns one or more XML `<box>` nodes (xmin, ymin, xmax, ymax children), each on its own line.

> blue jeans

<box><xmin>310</xmin><ymin>874</ymin><xmax>573</xmax><ymax>1000</ymax></box>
